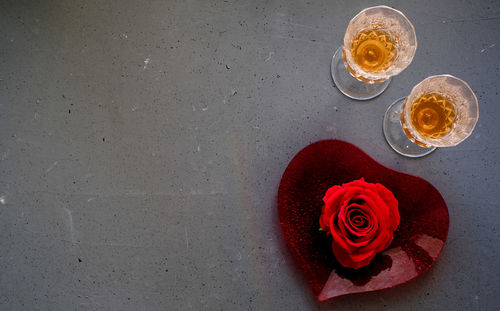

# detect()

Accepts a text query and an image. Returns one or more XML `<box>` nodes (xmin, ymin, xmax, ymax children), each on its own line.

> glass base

<box><xmin>384</xmin><ymin>97</ymin><xmax>436</xmax><ymax>158</ymax></box>
<box><xmin>331</xmin><ymin>46</ymin><xmax>391</xmax><ymax>100</ymax></box>
<box><xmin>383</xmin><ymin>97</ymin><xmax>436</xmax><ymax>158</ymax></box>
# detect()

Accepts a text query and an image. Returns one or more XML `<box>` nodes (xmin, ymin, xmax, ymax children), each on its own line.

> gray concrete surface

<box><xmin>1</xmin><ymin>0</ymin><xmax>499</xmax><ymax>310</ymax></box>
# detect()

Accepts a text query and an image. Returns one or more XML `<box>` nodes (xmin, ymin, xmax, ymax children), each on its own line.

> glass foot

<box><xmin>331</xmin><ymin>46</ymin><xmax>391</xmax><ymax>100</ymax></box>
<box><xmin>383</xmin><ymin>97</ymin><xmax>436</xmax><ymax>157</ymax></box>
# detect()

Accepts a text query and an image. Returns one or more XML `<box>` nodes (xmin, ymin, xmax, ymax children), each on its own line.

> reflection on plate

<box><xmin>277</xmin><ymin>140</ymin><xmax>449</xmax><ymax>301</ymax></box>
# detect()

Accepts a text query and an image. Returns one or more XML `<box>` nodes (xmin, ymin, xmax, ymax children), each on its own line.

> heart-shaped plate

<box><xmin>278</xmin><ymin>140</ymin><xmax>449</xmax><ymax>301</ymax></box>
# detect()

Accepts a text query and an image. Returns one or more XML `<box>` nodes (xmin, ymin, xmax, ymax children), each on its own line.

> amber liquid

<box><xmin>408</xmin><ymin>93</ymin><xmax>457</xmax><ymax>139</ymax></box>
<box><xmin>350</xmin><ymin>29</ymin><xmax>397</xmax><ymax>73</ymax></box>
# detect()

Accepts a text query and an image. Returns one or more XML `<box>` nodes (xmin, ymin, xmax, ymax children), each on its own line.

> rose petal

<box><xmin>337</xmin><ymin>202</ymin><xmax>353</xmax><ymax>238</ymax></box>
<box><xmin>358</xmin><ymin>225</ymin><xmax>392</xmax><ymax>254</ymax></box>
<box><xmin>323</xmin><ymin>185</ymin><xmax>342</xmax><ymax>203</ymax></box>
<box><xmin>348</xmin><ymin>216</ymin><xmax>371</xmax><ymax>236</ymax></box>
<box><xmin>375</xmin><ymin>183</ymin><xmax>400</xmax><ymax>229</ymax></box>
<box><xmin>332</xmin><ymin>243</ymin><xmax>377</xmax><ymax>269</ymax></box>
<box><xmin>342</xmin><ymin>178</ymin><xmax>370</xmax><ymax>189</ymax></box>
<box><xmin>331</xmin><ymin>226</ymin><xmax>358</xmax><ymax>254</ymax></box>
<box><xmin>320</xmin><ymin>187</ymin><xmax>346</xmax><ymax>231</ymax></box>
<box><xmin>343</xmin><ymin>204</ymin><xmax>380</xmax><ymax>241</ymax></box>
<box><xmin>359</xmin><ymin>192</ymin><xmax>391</xmax><ymax>225</ymax></box>
<box><xmin>322</xmin><ymin>213</ymin><xmax>337</xmax><ymax>237</ymax></box>
<box><xmin>348</xmin><ymin>250</ymin><xmax>376</xmax><ymax>264</ymax></box>
<box><xmin>342</xmin><ymin>206</ymin><xmax>373</xmax><ymax>237</ymax></box>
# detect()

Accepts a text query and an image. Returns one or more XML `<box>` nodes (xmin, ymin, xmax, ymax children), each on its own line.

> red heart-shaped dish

<box><xmin>278</xmin><ymin>140</ymin><xmax>449</xmax><ymax>301</ymax></box>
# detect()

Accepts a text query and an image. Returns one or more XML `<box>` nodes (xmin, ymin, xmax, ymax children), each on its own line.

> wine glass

<box><xmin>331</xmin><ymin>6</ymin><xmax>417</xmax><ymax>100</ymax></box>
<box><xmin>383</xmin><ymin>74</ymin><xmax>479</xmax><ymax>157</ymax></box>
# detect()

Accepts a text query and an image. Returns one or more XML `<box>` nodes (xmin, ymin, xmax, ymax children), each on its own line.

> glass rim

<box><xmin>349</xmin><ymin>5</ymin><xmax>417</xmax><ymax>44</ymax></box>
<box><xmin>344</xmin><ymin>5</ymin><xmax>418</xmax><ymax>81</ymax></box>
<box><xmin>409</xmin><ymin>74</ymin><xmax>479</xmax><ymax>114</ymax></box>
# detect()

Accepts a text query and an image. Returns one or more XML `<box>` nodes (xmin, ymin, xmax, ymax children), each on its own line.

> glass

<box><xmin>331</xmin><ymin>6</ymin><xmax>417</xmax><ymax>100</ymax></box>
<box><xmin>383</xmin><ymin>74</ymin><xmax>479</xmax><ymax>157</ymax></box>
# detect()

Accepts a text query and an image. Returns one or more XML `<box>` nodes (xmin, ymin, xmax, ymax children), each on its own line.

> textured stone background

<box><xmin>1</xmin><ymin>0</ymin><xmax>499</xmax><ymax>310</ymax></box>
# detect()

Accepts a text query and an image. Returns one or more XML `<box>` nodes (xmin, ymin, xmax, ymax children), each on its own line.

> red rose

<box><xmin>319</xmin><ymin>178</ymin><xmax>399</xmax><ymax>269</ymax></box>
